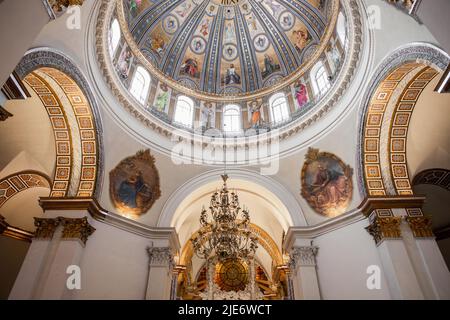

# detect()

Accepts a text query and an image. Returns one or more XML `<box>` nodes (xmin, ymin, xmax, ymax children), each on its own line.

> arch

<box><xmin>413</xmin><ymin>169</ymin><xmax>450</xmax><ymax>191</ymax></box>
<box><xmin>173</xmin><ymin>95</ymin><xmax>194</xmax><ymax>128</ymax></box>
<box><xmin>358</xmin><ymin>43</ymin><xmax>449</xmax><ymax>197</ymax></box>
<box><xmin>129</xmin><ymin>66</ymin><xmax>151</xmax><ymax>105</ymax></box>
<box><xmin>269</xmin><ymin>92</ymin><xmax>290</xmax><ymax>125</ymax></box>
<box><xmin>223</xmin><ymin>104</ymin><xmax>242</xmax><ymax>133</ymax></box>
<box><xmin>158</xmin><ymin>168</ymin><xmax>306</xmax><ymax>228</ymax></box>
<box><xmin>0</xmin><ymin>171</ymin><xmax>51</xmax><ymax>208</ymax></box>
<box><xmin>15</xmin><ymin>48</ymin><xmax>104</xmax><ymax>198</ymax></box>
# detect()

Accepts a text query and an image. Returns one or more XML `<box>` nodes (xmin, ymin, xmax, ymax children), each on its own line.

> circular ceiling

<box><xmin>123</xmin><ymin>0</ymin><xmax>330</xmax><ymax>95</ymax></box>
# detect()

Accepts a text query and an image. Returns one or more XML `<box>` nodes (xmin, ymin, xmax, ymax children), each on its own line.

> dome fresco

<box><xmin>102</xmin><ymin>0</ymin><xmax>354</xmax><ymax>139</ymax></box>
<box><xmin>123</xmin><ymin>0</ymin><xmax>330</xmax><ymax>95</ymax></box>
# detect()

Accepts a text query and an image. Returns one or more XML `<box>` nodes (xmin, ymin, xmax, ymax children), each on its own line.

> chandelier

<box><xmin>191</xmin><ymin>174</ymin><xmax>258</xmax><ymax>262</ymax></box>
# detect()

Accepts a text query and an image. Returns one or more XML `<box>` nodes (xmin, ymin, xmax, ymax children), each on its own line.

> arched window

<box><xmin>109</xmin><ymin>19</ymin><xmax>121</xmax><ymax>57</ymax></box>
<box><xmin>336</xmin><ymin>12</ymin><xmax>347</xmax><ymax>47</ymax></box>
<box><xmin>269</xmin><ymin>93</ymin><xmax>290</xmax><ymax>124</ymax></box>
<box><xmin>223</xmin><ymin>104</ymin><xmax>241</xmax><ymax>133</ymax></box>
<box><xmin>173</xmin><ymin>96</ymin><xmax>194</xmax><ymax>128</ymax></box>
<box><xmin>129</xmin><ymin>66</ymin><xmax>151</xmax><ymax>104</ymax></box>
<box><xmin>311</xmin><ymin>61</ymin><xmax>331</xmax><ymax>96</ymax></box>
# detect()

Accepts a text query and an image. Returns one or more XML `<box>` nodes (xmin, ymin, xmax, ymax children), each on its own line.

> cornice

<box><xmin>0</xmin><ymin>215</ymin><xmax>34</xmax><ymax>243</ymax></box>
<box><xmin>39</xmin><ymin>197</ymin><xmax>180</xmax><ymax>250</ymax></box>
<box><xmin>283</xmin><ymin>195</ymin><xmax>426</xmax><ymax>251</ymax></box>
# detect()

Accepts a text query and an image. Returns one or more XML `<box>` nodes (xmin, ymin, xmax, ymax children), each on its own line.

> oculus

<box><xmin>301</xmin><ymin>148</ymin><xmax>353</xmax><ymax>217</ymax></box>
<box><xmin>110</xmin><ymin>150</ymin><xmax>161</xmax><ymax>216</ymax></box>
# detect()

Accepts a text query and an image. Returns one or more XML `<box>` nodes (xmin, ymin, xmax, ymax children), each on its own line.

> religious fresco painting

<box><xmin>148</xmin><ymin>23</ymin><xmax>170</xmax><ymax>60</ymax></box>
<box><xmin>200</xmin><ymin>101</ymin><xmax>216</xmax><ymax>129</ymax></box>
<box><xmin>127</xmin><ymin>0</ymin><xmax>327</xmax><ymax>94</ymax></box>
<box><xmin>115</xmin><ymin>44</ymin><xmax>133</xmax><ymax>80</ymax></box>
<box><xmin>110</xmin><ymin>150</ymin><xmax>161</xmax><ymax>216</ymax></box>
<box><xmin>301</xmin><ymin>148</ymin><xmax>353</xmax><ymax>217</ymax></box>
<box><xmin>292</xmin><ymin>79</ymin><xmax>309</xmax><ymax>110</ymax></box>
<box><xmin>153</xmin><ymin>82</ymin><xmax>171</xmax><ymax>113</ymax></box>
<box><xmin>124</xmin><ymin>0</ymin><xmax>155</xmax><ymax>22</ymax></box>
<box><xmin>248</xmin><ymin>99</ymin><xmax>265</xmax><ymax>129</ymax></box>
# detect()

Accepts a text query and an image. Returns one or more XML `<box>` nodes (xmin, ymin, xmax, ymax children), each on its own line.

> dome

<box><xmin>123</xmin><ymin>0</ymin><xmax>331</xmax><ymax>95</ymax></box>
<box><xmin>98</xmin><ymin>0</ymin><xmax>359</xmax><ymax>144</ymax></box>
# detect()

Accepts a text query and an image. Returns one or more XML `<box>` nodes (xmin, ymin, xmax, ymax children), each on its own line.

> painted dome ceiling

<box><xmin>123</xmin><ymin>0</ymin><xmax>331</xmax><ymax>95</ymax></box>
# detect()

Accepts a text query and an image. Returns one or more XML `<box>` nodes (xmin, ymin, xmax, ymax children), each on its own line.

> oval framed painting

<box><xmin>110</xmin><ymin>150</ymin><xmax>161</xmax><ymax>216</ymax></box>
<box><xmin>300</xmin><ymin>148</ymin><xmax>353</xmax><ymax>217</ymax></box>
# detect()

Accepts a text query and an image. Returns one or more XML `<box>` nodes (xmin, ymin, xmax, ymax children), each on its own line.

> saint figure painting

<box><xmin>110</xmin><ymin>150</ymin><xmax>161</xmax><ymax>216</ymax></box>
<box><xmin>300</xmin><ymin>148</ymin><xmax>353</xmax><ymax>217</ymax></box>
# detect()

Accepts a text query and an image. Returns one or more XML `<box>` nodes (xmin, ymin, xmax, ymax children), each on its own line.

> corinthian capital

<box><xmin>147</xmin><ymin>247</ymin><xmax>174</xmax><ymax>267</ymax></box>
<box><xmin>289</xmin><ymin>246</ymin><xmax>319</xmax><ymax>271</ymax></box>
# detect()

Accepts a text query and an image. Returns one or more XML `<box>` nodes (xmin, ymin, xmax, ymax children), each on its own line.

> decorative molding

<box><xmin>34</xmin><ymin>217</ymin><xmax>60</xmax><ymax>240</ymax></box>
<box><xmin>0</xmin><ymin>216</ymin><xmax>33</xmax><ymax>242</ymax></box>
<box><xmin>147</xmin><ymin>247</ymin><xmax>174</xmax><ymax>267</ymax></box>
<box><xmin>38</xmin><ymin>197</ymin><xmax>180</xmax><ymax>251</ymax></box>
<box><xmin>1</xmin><ymin>71</ymin><xmax>30</xmax><ymax>100</ymax></box>
<box><xmin>34</xmin><ymin>216</ymin><xmax>95</xmax><ymax>245</ymax></box>
<box><xmin>60</xmin><ymin>216</ymin><xmax>96</xmax><ymax>245</ymax></box>
<box><xmin>359</xmin><ymin>196</ymin><xmax>426</xmax><ymax>217</ymax></box>
<box><xmin>15</xmin><ymin>48</ymin><xmax>105</xmax><ymax>199</ymax></box>
<box><xmin>413</xmin><ymin>168</ymin><xmax>450</xmax><ymax>191</ymax></box>
<box><xmin>288</xmin><ymin>246</ymin><xmax>318</xmax><ymax>270</ymax></box>
<box><xmin>405</xmin><ymin>216</ymin><xmax>433</xmax><ymax>238</ymax></box>
<box><xmin>0</xmin><ymin>171</ymin><xmax>51</xmax><ymax>208</ymax></box>
<box><xmin>357</xmin><ymin>42</ymin><xmax>450</xmax><ymax>198</ymax></box>
<box><xmin>0</xmin><ymin>106</ymin><xmax>13</xmax><ymax>121</ymax></box>
<box><xmin>365</xmin><ymin>216</ymin><xmax>402</xmax><ymax>245</ymax></box>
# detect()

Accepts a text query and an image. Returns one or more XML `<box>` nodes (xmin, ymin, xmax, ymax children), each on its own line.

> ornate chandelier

<box><xmin>191</xmin><ymin>174</ymin><xmax>258</xmax><ymax>262</ymax></box>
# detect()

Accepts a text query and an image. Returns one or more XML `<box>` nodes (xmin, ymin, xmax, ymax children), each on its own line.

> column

<box><xmin>403</xmin><ymin>208</ymin><xmax>450</xmax><ymax>299</ymax></box>
<box><xmin>145</xmin><ymin>247</ymin><xmax>174</xmax><ymax>300</ymax></box>
<box><xmin>288</xmin><ymin>243</ymin><xmax>321</xmax><ymax>300</ymax></box>
<box><xmin>365</xmin><ymin>209</ymin><xmax>424</xmax><ymax>299</ymax></box>
<box><xmin>9</xmin><ymin>215</ymin><xmax>95</xmax><ymax>299</ymax></box>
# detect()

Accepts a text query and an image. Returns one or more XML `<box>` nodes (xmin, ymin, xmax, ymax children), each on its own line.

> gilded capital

<box><xmin>406</xmin><ymin>216</ymin><xmax>433</xmax><ymax>238</ymax></box>
<box><xmin>60</xmin><ymin>217</ymin><xmax>96</xmax><ymax>245</ymax></box>
<box><xmin>366</xmin><ymin>216</ymin><xmax>402</xmax><ymax>245</ymax></box>
<box><xmin>34</xmin><ymin>217</ymin><xmax>60</xmax><ymax>240</ymax></box>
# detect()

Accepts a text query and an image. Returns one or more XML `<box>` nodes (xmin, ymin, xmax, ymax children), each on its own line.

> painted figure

<box><xmin>150</xmin><ymin>35</ymin><xmax>165</xmax><ymax>54</ymax></box>
<box><xmin>250</xmin><ymin>101</ymin><xmax>262</xmax><ymax>128</ymax></box>
<box><xmin>201</xmin><ymin>102</ymin><xmax>214</xmax><ymax>128</ymax></box>
<box><xmin>295</xmin><ymin>80</ymin><xmax>308</xmax><ymax>109</ymax></box>
<box><xmin>293</xmin><ymin>28</ymin><xmax>310</xmax><ymax>52</ymax></box>
<box><xmin>117</xmin><ymin>47</ymin><xmax>132</xmax><ymax>79</ymax></box>
<box><xmin>225</xmin><ymin>64</ymin><xmax>241</xmax><ymax>85</ymax></box>
<box><xmin>181</xmin><ymin>58</ymin><xmax>199</xmax><ymax>77</ymax></box>
<box><xmin>175</xmin><ymin>2</ymin><xmax>192</xmax><ymax>18</ymax></box>
<box><xmin>263</xmin><ymin>54</ymin><xmax>279</xmax><ymax>77</ymax></box>
<box><xmin>200</xmin><ymin>19</ymin><xmax>210</xmax><ymax>36</ymax></box>
<box><xmin>155</xmin><ymin>83</ymin><xmax>169</xmax><ymax>112</ymax></box>
<box><xmin>118</xmin><ymin>171</ymin><xmax>152</xmax><ymax>209</ymax></box>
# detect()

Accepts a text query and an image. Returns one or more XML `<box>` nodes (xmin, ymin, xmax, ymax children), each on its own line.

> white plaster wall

<box><xmin>314</xmin><ymin>219</ymin><xmax>392</xmax><ymax>299</ymax></box>
<box><xmin>73</xmin><ymin>221</ymin><xmax>150</xmax><ymax>299</ymax></box>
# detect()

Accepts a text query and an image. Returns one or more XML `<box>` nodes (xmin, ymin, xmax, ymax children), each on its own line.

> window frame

<box><xmin>311</xmin><ymin>61</ymin><xmax>331</xmax><ymax>96</ymax></box>
<box><xmin>109</xmin><ymin>18</ymin><xmax>121</xmax><ymax>58</ymax></box>
<box><xmin>269</xmin><ymin>93</ymin><xmax>290</xmax><ymax>125</ymax></box>
<box><xmin>173</xmin><ymin>95</ymin><xmax>195</xmax><ymax>128</ymax></box>
<box><xmin>129</xmin><ymin>66</ymin><xmax>151</xmax><ymax>105</ymax></box>
<box><xmin>222</xmin><ymin>104</ymin><xmax>242</xmax><ymax>134</ymax></box>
